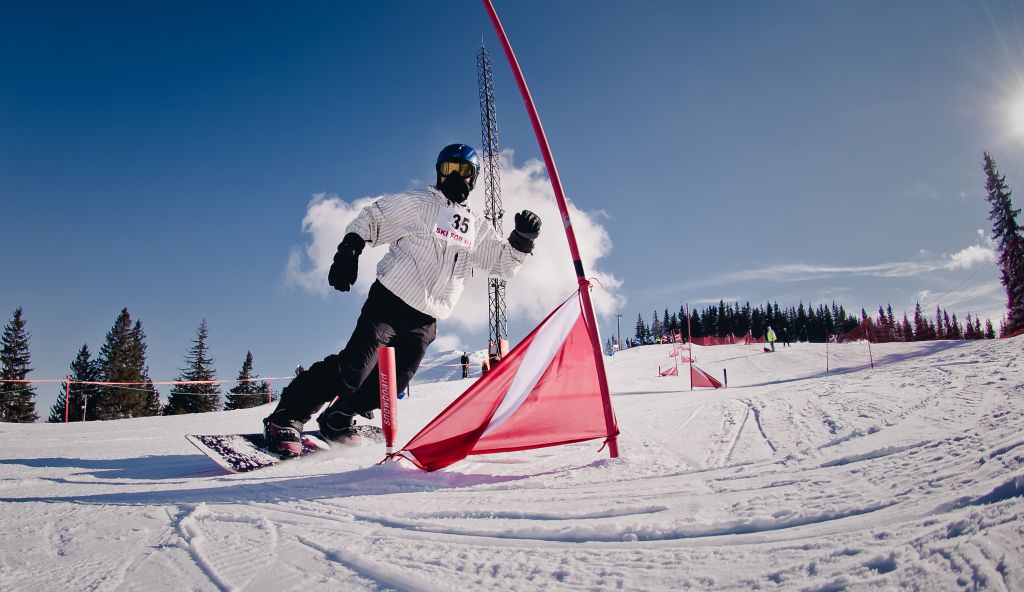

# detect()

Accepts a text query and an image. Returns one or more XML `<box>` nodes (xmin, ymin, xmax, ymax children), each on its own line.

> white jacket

<box><xmin>346</xmin><ymin>187</ymin><xmax>527</xmax><ymax>320</ymax></box>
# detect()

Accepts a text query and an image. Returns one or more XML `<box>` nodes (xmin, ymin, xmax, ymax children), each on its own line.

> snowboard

<box><xmin>186</xmin><ymin>425</ymin><xmax>384</xmax><ymax>474</ymax></box>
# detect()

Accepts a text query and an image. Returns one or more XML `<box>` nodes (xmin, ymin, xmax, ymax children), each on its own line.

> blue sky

<box><xmin>3</xmin><ymin>1</ymin><xmax>1023</xmax><ymax>415</ymax></box>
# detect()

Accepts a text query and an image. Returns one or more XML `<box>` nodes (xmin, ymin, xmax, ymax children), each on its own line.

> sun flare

<box><xmin>1012</xmin><ymin>94</ymin><xmax>1024</xmax><ymax>137</ymax></box>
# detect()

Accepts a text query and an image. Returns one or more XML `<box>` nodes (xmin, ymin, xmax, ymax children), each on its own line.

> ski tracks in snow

<box><xmin>701</xmin><ymin>398</ymin><xmax>777</xmax><ymax>469</ymax></box>
<box><xmin>2</xmin><ymin>339</ymin><xmax>1023</xmax><ymax>591</ymax></box>
<box><xmin>172</xmin><ymin>503</ymin><xmax>281</xmax><ymax>591</ymax></box>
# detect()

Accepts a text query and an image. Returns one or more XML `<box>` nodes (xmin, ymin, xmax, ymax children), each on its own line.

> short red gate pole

<box><xmin>378</xmin><ymin>347</ymin><xmax>398</xmax><ymax>456</ymax></box>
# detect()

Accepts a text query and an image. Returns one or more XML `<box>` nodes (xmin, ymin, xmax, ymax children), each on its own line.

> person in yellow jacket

<box><xmin>766</xmin><ymin>326</ymin><xmax>778</xmax><ymax>352</ymax></box>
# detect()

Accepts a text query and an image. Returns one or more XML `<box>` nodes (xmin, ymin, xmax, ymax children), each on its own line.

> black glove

<box><xmin>327</xmin><ymin>233</ymin><xmax>365</xmax><ymax>292</ymax></box>
<box><xmin>508</xmin><ymin>210</ymin><xmax>541</xmax><ymax>254</ymax></box>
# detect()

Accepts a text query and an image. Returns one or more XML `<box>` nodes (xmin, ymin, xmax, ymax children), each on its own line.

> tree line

<box><xmin>631</xmin><ymin>300</ymin><xmax>996</xmax><ymax>346</ymax></box>
<box><xmin>0</xmin><ymin>306</ymin><xmax>275</xmax><ymax>423</ymax></box>
<box><xmin>628</xmin><ymin>151</ymin><xmax>1023</xmax><ymax>346</ymax></box>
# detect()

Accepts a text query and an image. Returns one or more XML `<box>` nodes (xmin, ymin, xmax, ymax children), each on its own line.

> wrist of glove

<box><xmin>338</xmin><ymin>233</ymin><xmax>365</xmax><ymax>256</ymax></box>
<box><xmin>509</xmin><ymin>210</ymin><xmax>541</xmax><ymax>254</ymax></box>
<box><xmin>327</xmin><ymin>233</ymin><xmax>365</xmax><ymax>292</ymax></box>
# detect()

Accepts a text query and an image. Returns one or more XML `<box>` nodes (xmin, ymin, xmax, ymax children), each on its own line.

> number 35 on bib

<box><xmin>434</xmin><ymin>205</ymin><xmax>476</xmax><ymax>249</ymax></box>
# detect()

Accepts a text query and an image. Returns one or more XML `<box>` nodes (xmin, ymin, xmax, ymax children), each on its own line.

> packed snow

<box><xmin>1</xmin><ymin>337</ymin><xmax>1022</xmax><ymax>590</ymax></box>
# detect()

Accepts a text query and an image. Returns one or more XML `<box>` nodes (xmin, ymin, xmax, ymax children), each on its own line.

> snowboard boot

<box><xmin>263</xmin><ymin>414</ymin><xmax>304</xmax><ymax>458</ymax></box>
<box><xmin>316</xmin><ymin>404</ymin><xmax>375</xmax><ymax>443</ymax></box>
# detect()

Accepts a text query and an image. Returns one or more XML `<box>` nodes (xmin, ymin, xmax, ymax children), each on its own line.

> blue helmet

<box><xmin>436</xmin><ymin>143</ymin><xmax>480</xmax><ymax>189</ymax></box>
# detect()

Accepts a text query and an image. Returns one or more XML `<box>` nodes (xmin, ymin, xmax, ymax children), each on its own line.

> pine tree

<box><xmin>701</xmin><ymin>305</ymin><xmax>715</xmax><ymax>338</ymax></box>
<box><xmin>912</xmin><ymin>303</ymin><xmax>926</xmax><ymax>341</ymax></box>
<box><xmin>143</xmin><ymin>380</ymin><xmax>163</xmax><ymax>416</ymax></box>
<box><xmin>750</xmin><ymin>306</ymin><xmax>764</xmax><ymax>339</ymax></box>
<box><xmin>164</xmin><ymin>320</ymin><xmax>220</xmax><ymax>415</ymax></box>
<box><xmin>983</xmin><ymin>152</ymin><xmax>1024</xmax><ymax>334</ymax></box>
<box><xmin>634</xmin><ymin>313</ymin><xmax>646</xmax><ymax>341</ymax></box>
<box><xmin>47</xmin><ymin>344</ymin><xmax>101</xmax><ymax>422</ymax></box>
<box><xmin>130</xmin><ymin>321</ymin><xmax>159</xmax><ymax>417</ymax></box>
<box><xmin>0</xmin><ymin>307</ymin><xmax>38</xmax><ymax>422</ymax></box>
<box><xmin>738</xmin><ymin>302</ymin><xmax>752</xmax><ymax>337</ymax></box>
<box><xmin>823</xmin><ymin>305</ymin><xmax>836</xmax><ymax>339</ymax></box>
<box><xmin>984</xmin><ymin>318</ymin><xmax>996</xmax><ymax>339</ymax></box>
<box><xmin>225</xmin><ymin>351</ymin><xmax>266</xmax><ymax>410</ymax></box>
<box><xmin>950</xmin><ymin>313</ymin><xmax>963</xmax><ymax>339</ymax></box>
<box><xmin>690</xmin><ymin>308</ymin><xmax>704</xmax><ymax>339</ymax></box>
<box><xmin>95</xmin><ymin>309</ymin><xmax>152</xmax><ymax>419</ymax></box>
<box><xmin>804</xmin><ymin>306</ymin><xmax>821</xmax><ymax>342</ymax></box>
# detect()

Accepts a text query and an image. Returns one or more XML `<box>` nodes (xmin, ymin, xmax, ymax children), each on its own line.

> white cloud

<box><xmin>945</xmin><ymin>244</ymin><xmax>995</xmax><ymax>270</ymax></box>
<box><xmin>651</xmin><ymin>241</ymin><xmax>998</xmax><ymax>295</ymax></box>
<box><xmin>285</xmin><ymin>150</ymin><xmax>625</xmax><ymax>329</ymax></box>
<box><xmin>285</xmin><ymin>193</ymin><xmax>385</xmax><ymax>295</ymax></box>
<box><xmin>483</xmin><ymin>151</ymin><xmax>624</xmax><ymax>325</ymax></box>
<box><xmin>429</xmin><ymin>333</ymin><xmax>463</xmax><ymax>354</ymax></box>
<box><xmin>915</xmin><ymin>279</ymin><xmax>1006</xmax><ymax>326</ymax></box>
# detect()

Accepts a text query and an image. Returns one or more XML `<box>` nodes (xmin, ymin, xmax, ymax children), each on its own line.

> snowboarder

<box><xmin>263</xmin><ymin>144</ymin><xmax>541</xmax><ymax>457</ymax></box>
<box><xmin>765</xmin><ymin>325</ymin><xmax>778</xmax><ymax>352</ymax></box>
<box><xmin>460</xmin><ymin>352</ymin><xmax>470</xmax><ymax>379</ymax></box>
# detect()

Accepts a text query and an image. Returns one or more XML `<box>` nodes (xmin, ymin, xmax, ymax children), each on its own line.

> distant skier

<box><xmin>460</xmin><ymin>352</ymin><xmax>470</xmax><ymax>379</ymax></box>
<box><xmin>765</xmin><ymin>326</ymin><xmax>778</xmax><ymax>352</ymax></box>
<box><xmin>263</xmin><ymin>144</ymin><xmax>542</xmax><ymax>457</ymax></box>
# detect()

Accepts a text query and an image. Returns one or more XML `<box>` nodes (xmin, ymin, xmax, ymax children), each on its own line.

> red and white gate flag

<box><xmin>395</xmin><ymin>290</ymin><xmax>618</xmax><ymax>471</ymax></box>
<box><xmin>690</xmin><ymin>364</ymin><xmax>723</xmax><ymax>389</ymax></box>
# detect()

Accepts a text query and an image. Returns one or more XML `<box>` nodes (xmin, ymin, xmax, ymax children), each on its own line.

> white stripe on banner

<box><xmin>482</xmin><ymin>295</ymin><xmax>582</xmax><ymax>437</ymax></box>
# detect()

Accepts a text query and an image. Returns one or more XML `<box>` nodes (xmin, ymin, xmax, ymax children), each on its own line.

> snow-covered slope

<box><xmin>410</xmin><ymin>349</ymin><xmax>488</xmax><ymax>385</ymax></box>
<box><xmin>1</xmin><ymin>338</ymin><xmax>1021</xmax><ymax>590</ymax></box>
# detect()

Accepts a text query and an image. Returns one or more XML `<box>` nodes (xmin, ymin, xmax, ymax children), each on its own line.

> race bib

<box><xmin>434</xmin><ymin>205</ymin><xmax>476</xmax><ymax>250</ymax></box>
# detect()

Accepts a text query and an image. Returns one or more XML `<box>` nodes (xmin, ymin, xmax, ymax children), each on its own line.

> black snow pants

<box><xmin>271</xmin><ymin>280</ymin><xmax>436</xmax><ymax>424</ymax></box>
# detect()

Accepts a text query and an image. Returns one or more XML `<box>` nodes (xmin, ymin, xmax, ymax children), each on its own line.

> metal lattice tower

<box><xmin>478</xmin><ymin>42</ymin><xmax>507</xmax><ymax>359</ymax></box>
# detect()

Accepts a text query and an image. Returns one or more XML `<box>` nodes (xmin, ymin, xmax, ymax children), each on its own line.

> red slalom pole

<box><xmin>483</xmin><ymin>0</ymin><xmax>619</xmax><ymax>457</ymax></box>
<box><xmin>378</xmin><ymin>347</ymin><xmax>399</xmax><ymax>455</ymax></box>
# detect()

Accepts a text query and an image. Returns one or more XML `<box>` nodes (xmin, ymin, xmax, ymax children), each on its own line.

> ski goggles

<box><xmin>438</xmin><ymin>160</ymin><xmax>476</xmax><ymax>178</ymax></box>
